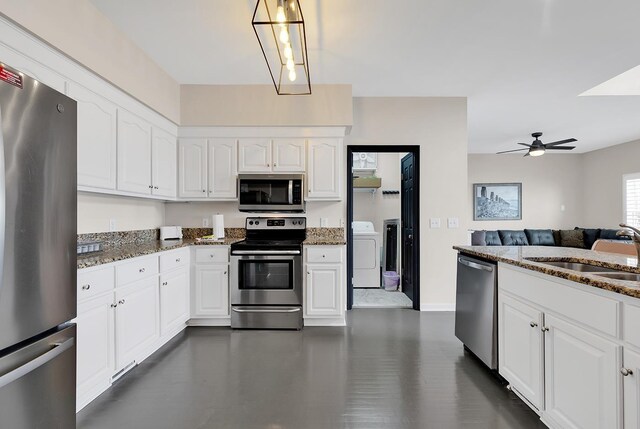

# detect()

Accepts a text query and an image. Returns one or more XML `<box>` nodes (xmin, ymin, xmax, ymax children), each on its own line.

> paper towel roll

<box><xmin>213</xmin><ymin>214</ymin><xmax>225</xmax><ymax>240</ymax></box>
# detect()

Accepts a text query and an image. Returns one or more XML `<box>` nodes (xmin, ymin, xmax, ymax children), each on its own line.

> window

<box><xmin>623</xmin><ymin>173</ymin><xmax>640</xmax><ymax>227</ymax></box>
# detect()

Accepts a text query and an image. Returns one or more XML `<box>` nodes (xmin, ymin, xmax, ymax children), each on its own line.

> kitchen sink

<box><xmin>530</xmin><ymin>260</ymin><xmax>620</xmax><ymax>273</ymax></box>
<box><xmin>593</xmin><ymin>272</ymin><xmax>640</xmax><ymax>282</ymax></box>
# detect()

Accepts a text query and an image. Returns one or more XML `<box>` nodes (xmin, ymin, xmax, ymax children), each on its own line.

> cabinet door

<box><xmin>151</xmin><ymin>128</ymin><xmax>177</xmax><ymax>198</ymax></box>
<box><xmin>305</xmin><ymin>264</ymin><xmax>342</xmax><ymax>317</ymax></box>
<box><xmin>193</xmin><ymin>265</ymin><xmax>229</xmax><ymax>317</ymax></box>
<box><xmin>178</xmin><ymin>139</ymin><xmax>208</xmax><ymax>198</ymax></box>
<box><xmin>238</xmin><ymin>139</ymin><xmax>271</xmax><ymax>172</ymax></box>
<box><xmin>273</xmin><ymin>139</ymin><xmax>305</xmax><ymax>172</ymax></box>
<box><xmin>114</xmin><ymin>278</ymin><xmax>159</xmax><ymax>371</ymax></box>
<box><xmin>160</xmin><ymin>268</ymin><xmax>189</xmax><ymax>336</ymax></box>
<box><xmin>209</xmin><ymin>139</ymin><xmax>238</xmax><ymax>199</ymax></box>
<box><xmin>76</xmin><ymin>293</ymin><xmax>114</xmax><ymax>411</ymax></box>
<box><xmin>307</xmin><ymin>139</ymin><xmax>341</xmax><ymax>200</ymax></box>
<box><xmin>544</xmin><ymin>314</ymin><xmax>621</xmax><ymax>429</ymax></box>
<box><xmin>498</xmin><ymin>293</ymin><xmax>544</xmax><ymax>410</ymax></box>
<box><xmin>623</xmin><ymin>349</ymin><xmax>640</xmax><ymax>429</ymax></box>
<box><xmin>68</xmin><ymin>83</ymin><xmax>117</xmax><ymax>190</ymax></box>
<box><xmin>117</xmin><ymin>109</ymin><xmax>152</xmax><ymax>195</ymax></box>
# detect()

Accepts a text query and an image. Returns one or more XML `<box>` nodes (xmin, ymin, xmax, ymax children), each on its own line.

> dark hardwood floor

<box><xmin>77</xmin><ymin>310</ymin><xmax>545</xmax><ymax>429</ymax></box>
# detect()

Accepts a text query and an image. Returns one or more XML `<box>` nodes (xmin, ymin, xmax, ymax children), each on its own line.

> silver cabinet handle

<box><xmin>82</xmin><ymin>284</ymin><xmax>91</xmax><ymax>290</ymax></box>
<box><xmin>0</xmin><ymin>338</ymin><xmax>74</xmax><ymax>389</ymax></box>
<box><xmin>224</xmin><ymin>271</ymin><xmax>227</xmax><ymax>275</ymax></box>
<box><xmin>231</xmin><ymin>250</ymin><xmax>301</xmax><ymax>255</ymax></box>
<box><xmin>232</xmin><ymin>307</ymin><xmax>300</xmax><ymax>314</ymax></box>
<box><xmin>148</xmin><ymin>185</ymin><xmax>152</xmax><ymax>189</ymax></box>
<box><xmin>458</xmin><ymin>257</ymin><xmax>494</xmax><ymax>272</ymax></box>
<box><xmin>154</xmin><ymin>186</ymin><xmax>158</xmax><ymax>190</ymax></box>
<box><xmin>118</xmin><ymin>299</ymin><xmax>125</xmax><ymax>305</ymax></box>
<box><xmin>202</xmin><ymin>189</ymin><xmax>206</xmax><ymax>193</ymax></box>
<box><xmin>176</xmin><ymin>258</ymin><xmax>181</xmax><ymax>262</ymax></box>
<box><xmin>621</xmin><ymin>368</ymin><xmax>634</xmax><ymax>376</ymax></box>
<box><xmin>110</xmin><ymin>303</ymin><xmax>118</xmax><ymax>308</ymax></box>
<box><xmin>307</xmin><ymin>271</ymin><xmax>311</xmax><ymax>274</ymax></box>
<box><xmin>139</xmin><ymin>268</ymin><xmax>145</xmax><ymax>273</ymax></box>
<box><xmin>162</xmin><ymin>281</ymin><xmax>168</xmax><ymax>286</ymax></box>
<box><xmin>530</xmin><ymin>322</ymin><xmax>538</xmax><ymax>328</ymax></box>
<box><xmin>541</xmin><ymin>327</ymin><xmax>549</xmax><ymax>332</ymax></box>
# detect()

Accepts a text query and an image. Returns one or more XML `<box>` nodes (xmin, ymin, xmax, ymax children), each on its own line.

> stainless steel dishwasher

<box><xmin>455</xmin><ymin>253</ymin><xmax>498</xmax><ymax>370</ymax></box>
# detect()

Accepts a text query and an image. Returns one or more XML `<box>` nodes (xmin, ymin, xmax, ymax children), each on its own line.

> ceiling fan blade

<box><xmin>523</xmin><ymin>152</ymin><xmax>530</xmax><ymax>157</ymax></box>
<box><xmin>517</xmin><ymin>143</ymin><xmax>532</xmax><ymax>147</ymax></box>
<box><xmin>544</xmin><ymin>138</ymin><xmax>577</xmax><ymax>147</ymax></box>
<box><xmin>546</xmin><ymin>146</ymin><xmax>576</xmax><ymax>150</ymax></box>
<box><xmin>496</xmin><ymin>148</ymin><xmax>528</xmax><ymax>154</ymax></box>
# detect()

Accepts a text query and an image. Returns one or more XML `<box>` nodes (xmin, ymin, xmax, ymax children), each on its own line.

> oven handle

<box><xmin>232</xmin><ymin>307</ymin><xmax>301</xmax><ymax>313</ymax></box>
<box><xmin>231</xmin><ymin>250</ymin><xmax>301</xmax><ymax>255</ymax></box>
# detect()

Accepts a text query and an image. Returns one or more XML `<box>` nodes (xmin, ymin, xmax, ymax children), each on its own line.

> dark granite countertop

<box><xmin>454</xmin><ymin>245</ymin><xmax>640</xmax><ymax>299</ymax></box>
<box><xmin>303</xmin><ymin>238</ymin><xmax>347</xmax><ymax>245</ymax></box>
<box><xmin>78</xmin><ymin>238</ymin><xmax>242</xmax><ymax>269</ymax></box>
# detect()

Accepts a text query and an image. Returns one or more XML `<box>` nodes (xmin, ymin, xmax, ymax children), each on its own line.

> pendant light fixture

<box><xmin>252</xmin><ymin>0</ymin><xmax>311</xmax><ymax>95</ymax></box>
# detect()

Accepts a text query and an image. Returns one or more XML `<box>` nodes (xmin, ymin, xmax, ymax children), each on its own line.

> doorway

<box><xmin>346</xmin><ymin>145</ymin><xmax>420</xmax><ymax>310</ymax></box>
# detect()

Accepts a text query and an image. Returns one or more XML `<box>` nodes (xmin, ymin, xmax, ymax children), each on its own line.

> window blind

<box><xmin>624</xmin><ymin>173</ymin><xmax>640</xmax><ymax>227</ymax></box>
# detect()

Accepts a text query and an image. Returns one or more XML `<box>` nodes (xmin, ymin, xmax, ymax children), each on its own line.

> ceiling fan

<box><xmin>497</xmin><ymin>132</ymin><xmax>577</xmax><ymax>157</ymax></box>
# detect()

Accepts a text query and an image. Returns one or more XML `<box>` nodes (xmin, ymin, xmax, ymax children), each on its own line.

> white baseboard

<box><xmin>420</xmin><ymin>303</ymin><xmax>455</xmax><ymax>312</ymax></box>
<box><xmin>188</xmin><ymin>317</ymin><xmax>231</xmax><ymax>327</ymax></box>
<box><xmin>304</xmin><ymin>317</ymin><xmax>346</xmax><ymax>327</ymax></box>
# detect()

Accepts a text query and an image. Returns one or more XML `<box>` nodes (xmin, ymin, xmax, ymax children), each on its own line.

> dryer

<box><xmin>353</xmin><ymin>221</ymin><xmax>381</xmax><ymax>288</ymax></box>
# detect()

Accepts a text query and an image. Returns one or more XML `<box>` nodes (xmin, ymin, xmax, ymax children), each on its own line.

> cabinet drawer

<box><xmin>195</xmin><ymin>247</ymin><xmax>229</xmax><ymax>264</ymax></box>
<box><xmin>306</xmin><ymin>247</ymin><xmax>343</xmax><ymax>263</ymax></box>
<box><xmin>77</xmin><ymin>265</ymin><xmax>114</xmax><ymax>301</ymax></box>
<box><xmin>160</xmin><ymin>248</ymin><xmax>189</xmax><ymax>272</ymax></box>
<box><xmin>116</xmin><ymin>256</ymin><xmax>159</xmax><ymax>286</ymax></box>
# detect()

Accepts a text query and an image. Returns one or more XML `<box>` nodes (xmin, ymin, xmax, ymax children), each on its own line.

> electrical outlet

<box><xmin>340</xmin><ymin>218</ymin><xmax>345</xmax><ymax>228</ymax></box>
<box><xmin>447</xmin><ymin>217</ymin><xmax>459</xmax><ymax>229</ymax></box>
<box><xmin>320</xmin><ymin>218</ymin><xmax>328</xmax><ymax>227</ymax></box>
<box><xmin>109</xmin><ymin>219</ymin><xmax>117</xmax><ymax>232</ymax></box>
<box><xmin>202</xmin><ymin>217</ymin><xmax>209</xmax><ymax>227</ymax></box>
<box><xmin>430</xmin><ymin>218</ymin><xmax>441</xmax><ymax>228</ymax></box>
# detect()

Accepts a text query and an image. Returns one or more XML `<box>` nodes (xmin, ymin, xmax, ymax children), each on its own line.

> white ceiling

<box><xmin>89</xmin><ymin>0</ymin><xmax>640</xmax><ymax>153</ymax></box>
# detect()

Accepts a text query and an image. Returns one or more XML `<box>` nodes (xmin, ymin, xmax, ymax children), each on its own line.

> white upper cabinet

<box><xmin>151</xmin><ymin>128</ymin><xmax>177</xmax><ymax>198</ymax></box>
<box><xmin>117</xmin><ymin>109</ymin><xmax>152</xmax><ymax>195</ymax></box>
<box><xmin>238</xmin><ymin>139</ymin><xmax>272</xmax><ymax>172</ymax></box>
<box><xmin>178</xmin><ymin>139</ymin><xmax>208</xmax><ymax>198</ymax></box>
<box><xmin>307</xmin><ymin>138</ymin><xmax>342</xmax><ymax>200</ymax></box>
<box><xmin>69</xmin><ymin>82</ymin><xmax>117</xmax><ymax>190</ymax></box>
<box><xmin>209</xmin><ymin>139</ymin><xmax>238</xmax><ymax>199</ymax></box>
<box><xmin>272</xmin><ymin>139</ymin><xmax>305</xmax><ymax>172</ymax></box>
<box><xmin>0</xmin><ymin>49</ymin><xmax>66</xmax><ymax>94</ymax></box>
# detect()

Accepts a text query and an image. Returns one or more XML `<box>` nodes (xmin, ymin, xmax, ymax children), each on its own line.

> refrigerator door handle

<box><xmin>0</xmin><ymin>337</ymin><xmax>74</xmax><ymax>389</ymax></box>
<box><xmin>0</xmin><ymin>106</ymin><xmax>5</xmax><ymax>296</ymax></box>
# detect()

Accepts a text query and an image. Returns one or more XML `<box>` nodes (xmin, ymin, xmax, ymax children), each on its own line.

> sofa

<box><xmin>471</xmin><ymin>227</ymin><xmax>631</xmax><ymax>249</ymax></box>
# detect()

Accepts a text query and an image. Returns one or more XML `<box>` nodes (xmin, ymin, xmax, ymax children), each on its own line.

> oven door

<box><xmin>230</xmin><ymin>253</ymin><xmax>302</xmax><ymax>306</ymax></box>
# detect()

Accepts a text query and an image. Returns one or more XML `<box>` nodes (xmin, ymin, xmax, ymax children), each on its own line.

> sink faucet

<box><xmin>617</xmin><ymin>223</ymin><xmax>640</xmax><ymax>266</ymax></box>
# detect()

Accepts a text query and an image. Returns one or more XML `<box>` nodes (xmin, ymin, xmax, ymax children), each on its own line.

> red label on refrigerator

<box><xmin>0</xmin><ymin>65</ymin><xmax>23</xmax><ymax>89</ymax></box>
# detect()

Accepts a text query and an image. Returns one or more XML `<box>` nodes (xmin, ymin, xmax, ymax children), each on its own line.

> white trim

<box><xmin>187</xmin><ymin>318</ymin><xmax>231</xmax><ymax>327</ymax></box>
<box><xmin>420</xmin><ymin>303</ymin><xmax>456</xmax><ymax>312</ymax></box>
<box><xmin>623</xmin><ymin>172</ymin><xmax>640</xmax><ymax>227</ymax></box>
<box><xmin>179</xmin><ymin>126</ymin><xmax>348</xmax><ymax>139</ymax></box>
<box><xmin>303</xmin><ymin>317</ymin><xmax>346</xmax><ymax>326</ymax></box>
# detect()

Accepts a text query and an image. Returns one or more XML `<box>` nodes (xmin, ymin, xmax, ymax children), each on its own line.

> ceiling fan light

<box><xmin>529</xmin><ymin>147</ymin><xmax>545</xmax><ymax>157</ymax></box>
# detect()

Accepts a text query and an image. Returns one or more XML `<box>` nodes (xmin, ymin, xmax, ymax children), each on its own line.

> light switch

<box><xmin>202</xmin><ymin>217</ymin><xmax>209</xmax><ymax>227</ymax></box>
<box><xmin>448</xmin><ymin>217</ymin><xmax>459</xmax><ymax>228</ymax></box>
<box><xmin>320</xmin><ymin>218</ymin><xmax>328</xmax><ymax>227</ymax></box>
<box><xmin>109</xmin><ymin>219</ymin><xmax>117</xmax><ymax>232</ymax></box>
<box><xmin>430</xmin><ymin>218</ymin><xmax>441</xmax><ymax>228</ymax></box>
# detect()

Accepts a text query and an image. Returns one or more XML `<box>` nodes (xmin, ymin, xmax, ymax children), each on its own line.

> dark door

<box><xmin>401</xmin><ymin>154</ymin><xmax>415</xmax><ymax>302</ymax></box>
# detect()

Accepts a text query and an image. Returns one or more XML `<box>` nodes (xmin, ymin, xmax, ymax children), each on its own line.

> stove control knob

<box><xmin>249</xmin><ymin>221</ymin><xmax>254</xmax><ymax>225</ymax></box>
<box><xmin>292</xmin><ymin>220</ymin><xmax>297</xmax><ymax>225</ymax></box>
<box><xmin>255</xmin><ymin>221</ymin><xmax>260</xmax><ymax>225</ymax></box>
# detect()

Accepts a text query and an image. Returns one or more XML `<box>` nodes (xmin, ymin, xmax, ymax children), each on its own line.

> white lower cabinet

<box><xmin>498</xmin><ymin>293</ymin><xmax>543</xmax><ymax>411</ymax></box>
<box><xmin>193</xmin><ymin>264</ymin><xmax>229</xmax><ymax>317</ymax></box>
<box><xmin>76</xmin><ymin>293</ymin><xmax>114</xmax><ymax>411</ymax></box>
<box><xmin>114</xmin><ymin>277</ymin><xmax>160</xmax><ymax>372</ymax></box>
<box><xmin>160</xmin><ymin>267</ymin><xmax>190</xmax><ymax>335</ymax></box>
<box><xmin>623</xmin><ymin>348</ymin><xmax>640</xmax><ymax>428</ymax></box>
<box><xmin>304</xmin><ymin>246</ymin><xmax>345</xmax><ymax>324</ymax></box>
<box><xmin>498</xmin><ymin>264</ymin><xmax>624</xmax><ymax>429</ymax></box>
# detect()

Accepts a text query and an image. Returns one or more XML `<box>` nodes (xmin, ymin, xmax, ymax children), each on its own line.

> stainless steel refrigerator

<box><xmin>0</xmin><ymin>62</ymin><xmax>77</xmax><ymax>428</ymax></box>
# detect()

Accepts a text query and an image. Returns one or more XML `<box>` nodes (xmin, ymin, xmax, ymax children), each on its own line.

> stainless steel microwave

<box><xmin>238</xmin><ymin>174</ymin><xmax>305</xmax><ymax>212</ymax></box>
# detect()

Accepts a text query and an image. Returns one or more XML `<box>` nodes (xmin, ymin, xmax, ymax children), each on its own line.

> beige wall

<box><xmin>0</xmin><ymin>0</ymin><xmax>180</xmax><ymax>122</ymax></box>
<box><xmin>78</xmin><ymin>193</ymin><xmax>165</xmax><ymax>234</ymax></box>
<box><xmin>582</xmin><ymin>139</ymin><xmax>640</xmax><ymax>228</ymax></box>
<box><xmin>353</xmin><ymin>153</ymin><xmax>403</xmax><ymax>235</ymax></box>
<box><xmin>468</xmin><ymin>154</ymin><xmax>584</xmax><ymax>230</ymax></box>
<box><xmin>180</xmin><ymin>84</ymin><xmax>352</xmax><ymax>127</ymax></box>
<box><xmin>348</xmin><ymin>97</ymin><xmax>468</xmax><ymax>309</ymax></box>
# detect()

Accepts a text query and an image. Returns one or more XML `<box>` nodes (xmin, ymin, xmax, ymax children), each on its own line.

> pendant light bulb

<box><xmin>276</xmin><ymin>5</ymin><xmax>286</xmax><ymax>23</ymax></box>
<box><xmin>288</xmin><ymin>69</ymin><xmax>297</xmax><ymax>82</ymax></box>
<box><xmin>290</xmin><ymin>1</ymin><xmax>296</xmax><ymax>11</ymax></box>
<box><xmin>279</xmin><ymin>27</ymin><xmax>289</xmax><ymax>43</ymax></box>
<box><xmin>286</xmin><ymin>58</ymin><xmax>295</xmax><ymax>71</ymax></box>
<box><xmin>284</xmin><ymin>44</ymin><xmax>293</xmax><ymax>60</ymax></box>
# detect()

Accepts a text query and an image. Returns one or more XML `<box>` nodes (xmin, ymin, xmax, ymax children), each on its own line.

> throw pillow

<box><xmin>471</xmin><ymin>230</ymin><xmax>487</xmax><ymax>246</ymax></box>
<box><xmin>524</xmin><ymin>229</ymin><xmax>556</xmax><ymax>246</ymax></box>
<box><xmin>498</xmin><ymin>230</ymin><xmax>529</xmax><ymax>246</ymax></box>
<box><xmin>574</xmin><ymin>227</ymin><xmax>600</xmax><ymax>249</ymax></box>
<box><xmin>600</xmin><ymin>228</ymin><xmax>630</xmax><ymax>241</ymax></box>
<box><xmin>552</xmin><ymin>230</ymin><xmax>562</xmax><ymax>246</ymax></box>
<box><xmin>560</xmin><ymin>229</ymin><xmax>586</xmax><ymax>248</ymax></box>
<box><xmin>484</xmin><ymin>231</ymin><xmax>502</xmax><ymax>246</ymax></box>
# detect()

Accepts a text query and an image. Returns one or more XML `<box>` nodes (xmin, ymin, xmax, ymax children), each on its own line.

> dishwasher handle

<box><xmin>458</xmin><ymin>256</ymin><xmax>494</xmax><ymax>272</ymax></box>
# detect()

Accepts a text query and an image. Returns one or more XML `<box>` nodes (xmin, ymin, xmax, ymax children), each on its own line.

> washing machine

<box><xmin>353</xmin><ymin>221</ymin><xmax>381</xmax><ymax>288</ymax></box>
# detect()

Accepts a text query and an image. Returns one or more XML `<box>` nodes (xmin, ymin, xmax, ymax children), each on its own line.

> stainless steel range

<box><xmin>230</xmin><ymin>217</ymin><xmax>306</xmax><ymax>329</ymax></box>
